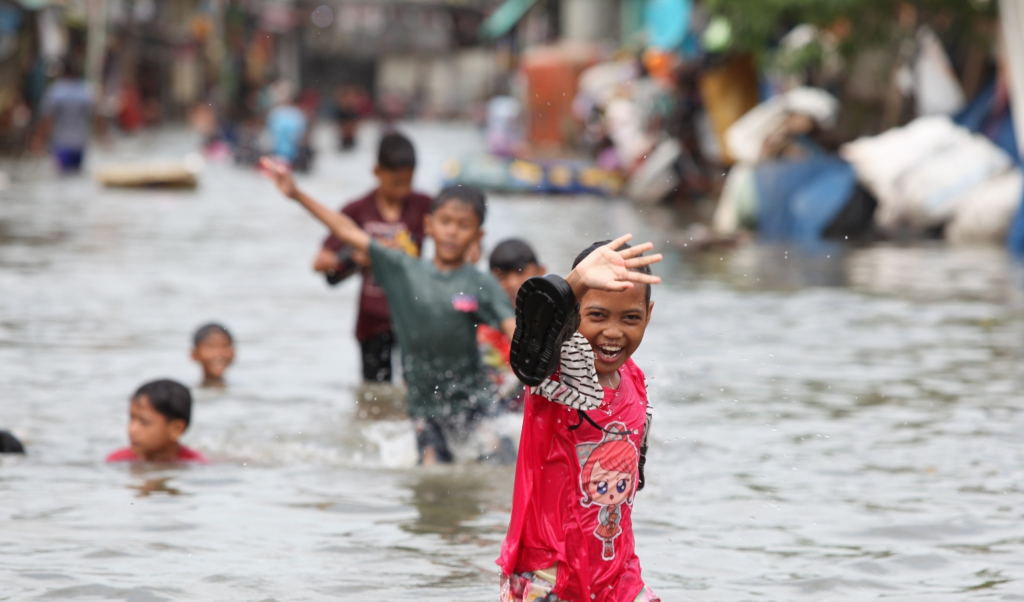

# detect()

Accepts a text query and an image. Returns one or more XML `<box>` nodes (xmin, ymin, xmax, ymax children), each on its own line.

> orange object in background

<box><xmin>642</xmin><ymin>48</ymin><xmax>677</xmax><ymax>82</ymax></box>
<box><xmin>698</xmin><ymin>53</ymin><xmax>760</xmax><ymax>164</ymax></box>
<box><xmin>520</xmin><ymin>42</ymin><xmax>600</xmax><ymax>152</ymax></box>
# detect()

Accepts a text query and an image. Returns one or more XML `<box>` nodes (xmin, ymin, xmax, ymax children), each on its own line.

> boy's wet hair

<box><xmin>378</xmin><ymin>132</ymin><xmax>417</xmax><ymax>170</ymax></box>
<box><xmin>490</xmin><ymin>238</ymin><xmax>539</xmax><ymax>272</ymax></box>
<box><xmin>430</xmin><ymin>184</ymin><xmax>486</xmax><ymax>225</ymax></box>
<box><xmin>193</xmin><ymin>322</ymin><xmax>233</xmax><ymax>347</ymax></box>
<box><xmin>573</xmin><ymin>240</ymin><xmax>652</xmax><ymax>305</ymax></box>
<box><xmin>133</xmin><ymin>379</ymin><xmax>192</xmax><ymax>427</ymax></box>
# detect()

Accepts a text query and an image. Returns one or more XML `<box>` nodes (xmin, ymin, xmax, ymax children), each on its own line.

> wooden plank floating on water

<box><xmin>95</xmin><ymin>161</ymin><xmax>199</xmax><ymax>189</ymax></box>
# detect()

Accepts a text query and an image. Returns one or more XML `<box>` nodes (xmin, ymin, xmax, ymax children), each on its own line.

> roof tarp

<box><xmin>481</xmin><ymin>0</ymin><xmax>539</xmax><ymax>41</ymax></box>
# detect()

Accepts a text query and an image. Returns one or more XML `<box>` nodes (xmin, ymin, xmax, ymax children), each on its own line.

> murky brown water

<box><xmin>2</xmin><ymin>123</ymin><xmax>1024</xmax><ymax>600</ymax></box>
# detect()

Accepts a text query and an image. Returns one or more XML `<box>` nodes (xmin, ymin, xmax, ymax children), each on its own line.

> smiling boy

<box><xmin>191</xmin><ymin>323</ymin><xmax>235</xmax><ymax>387</ymax></box>
<box><xmin>499</xmin><ymin>235</ymin><xmax>662</xmax><ymax>602</ymax></box>
<box><xmin>262</xmin><ymin>158</ymin><xmax>517</xmax><ymax>464</ymax></box>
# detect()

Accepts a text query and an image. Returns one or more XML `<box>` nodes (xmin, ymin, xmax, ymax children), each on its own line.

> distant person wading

<box><xmin>34</xmin><ymin>60</ymin><xmax>100</xmax><ymax>172</ymax></box>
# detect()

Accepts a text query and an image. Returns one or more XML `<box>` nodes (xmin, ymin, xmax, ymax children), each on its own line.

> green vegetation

<box><xmin>703</xmin><ymin>0</ymin><xmax>997</xmax><ymax>59</ymax></box>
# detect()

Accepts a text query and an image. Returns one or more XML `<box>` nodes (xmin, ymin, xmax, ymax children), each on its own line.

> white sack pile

<box><xmin>840</xmin><ymin>115</ymin><xmax>1021</xmax><ymax>244</ymax></box>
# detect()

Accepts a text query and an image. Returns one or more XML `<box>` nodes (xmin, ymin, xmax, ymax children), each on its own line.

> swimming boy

<box><xmin>262</xmin><ymin>157</ymin><xmax>516</xmax><ymax>464</ymax></box>
<box><xmin>498</xmin><ymin>235</ymin><xmax>662</xmax><ymax>602</ymax></box>
<box><xmin>192</xmin><ymin>323</ymin><xmax>235</xmax><ymax>387</ymax></box>
<box><xmin>107</xmin><ymin>379</ymin><xmax>206</xmax><ymax>463</ymax></box>
<box><xmin>314</xmin><ymin>132</ymin><xmax>432</xmax><ymax>384</ymax></box>
<box><xmin>479</xmin><ymin>239</ymin><xmax>547</xmax><ymax>409</ymax></box>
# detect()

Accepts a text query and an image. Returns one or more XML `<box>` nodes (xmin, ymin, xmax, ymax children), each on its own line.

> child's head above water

<box><xmin>375</xmin><ymin>132</ymin><xmax>416</xmax><ymax>204</ymax></box>
<box><xmin>127</xmin><ymin>379</ymin><xmax>192</xmax><ymax>461</ymax></box>
<box><xmin>490</xmin><ymin>238</ymin><xmax>546</xmax><ymax>306</ymax></box>
<box><xmin>425</xmin><ymin>185</ymin><xmax>487</xmax><ymax>267</ymax></box>
<box><xmin>572</xmin><ymin>240</ymin><xmax>654</xmax><ymax>375</ymax></box>
<box><xmin>191</xmin><ymin>323</ymin><xmax>234</xmax><ymax>385</ymax></box>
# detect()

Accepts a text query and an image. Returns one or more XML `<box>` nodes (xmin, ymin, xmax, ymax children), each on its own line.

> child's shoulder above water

<box><xmin>106</xmin><ymin>379</ymin><xmax>206</xmax><ymax>464</ymax></box>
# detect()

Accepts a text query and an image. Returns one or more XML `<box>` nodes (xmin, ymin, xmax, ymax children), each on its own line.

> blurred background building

<box><xmin>6</xmin><ymin>0</ymin><xmax>1024</xmax><ymax>253</ymax></box>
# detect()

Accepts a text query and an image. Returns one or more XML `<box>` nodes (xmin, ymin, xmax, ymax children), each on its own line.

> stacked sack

<box><xmin>840</xmin><ymin>115</ymin><xmax>1022</xmax><ymax>244</ymax></box>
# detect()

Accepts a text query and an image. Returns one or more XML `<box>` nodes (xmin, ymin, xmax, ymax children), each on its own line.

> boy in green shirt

<box><xmin>261</xmin><ymin>157</ymin><xmax>517</xmax><ymax>464</ymax></box>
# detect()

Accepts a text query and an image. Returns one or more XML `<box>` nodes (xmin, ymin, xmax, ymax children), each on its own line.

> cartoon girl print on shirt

<box><xmin>577</xmin><ymin>422</ymin><xmax>639</xmax><ymax>561</ymax></box>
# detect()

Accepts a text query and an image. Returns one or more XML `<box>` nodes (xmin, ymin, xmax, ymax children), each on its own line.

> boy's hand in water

<box><xmin>566</xmin><ymin>234</ymin><xmax>662</xmax><ymax>298</ymax></box>
<box><xmin>259</xmin><ymin>157</ymin><xmax>299</xmax><ymax>199</ymax></box>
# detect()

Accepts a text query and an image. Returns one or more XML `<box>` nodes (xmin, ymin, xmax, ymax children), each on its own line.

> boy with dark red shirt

<box><xmin>313</xmin><ymin>132</ymin><xmax>432</xmax><ymax>383</ymax></box>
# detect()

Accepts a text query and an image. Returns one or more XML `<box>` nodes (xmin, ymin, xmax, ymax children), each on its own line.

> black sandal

<box><xmin>510</xmin><ymin>275</ymin><xmax>580</xmax><ymax>386</ymax></box>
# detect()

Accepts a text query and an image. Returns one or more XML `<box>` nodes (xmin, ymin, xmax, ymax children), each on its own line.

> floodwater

<box><xmin>2</xmin><ymin>123</ymin><xmax>1024</xmax><ymax>601</ymax></box>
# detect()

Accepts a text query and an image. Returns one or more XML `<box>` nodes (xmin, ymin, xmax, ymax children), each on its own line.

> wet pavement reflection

<box><xmin>1</xmin><ymin>123</ymin><xmax>1024</xmax><ymax>599</ymax></box>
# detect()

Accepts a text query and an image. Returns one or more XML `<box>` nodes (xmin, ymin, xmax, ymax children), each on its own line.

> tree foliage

<box><xmin>702</xmin><ymin>0</ymin><xmax>997</xmax><ymax>58</ymax></box>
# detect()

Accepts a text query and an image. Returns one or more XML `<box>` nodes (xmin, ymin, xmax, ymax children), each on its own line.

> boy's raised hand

<box><xmin>259</xmin><ymin>156</ymin><xmax>299</xmax><ymax>199</ymax></box>
<box><xmin>567</xmin><ymin>234</ymin><xmax>662</xmax><ymax>297</ymax></box>
<box><xmin>258</xmin><ymin>156</ymin><xmax>373</xmax><ymax>254</ymax></box>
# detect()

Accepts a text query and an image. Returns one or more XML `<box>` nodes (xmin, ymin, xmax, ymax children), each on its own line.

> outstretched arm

<box><xmin>260</xmin><ymin>157</ymin><xmax>371</xmax><ymax>253</ymax></box>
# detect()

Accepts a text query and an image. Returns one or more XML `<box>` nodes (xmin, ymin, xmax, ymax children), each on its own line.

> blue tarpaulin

<box><xmin>955</xmin><ymin>81</ymin><xmax>1024</xmax><ymax>256</ymax></box>
<box><xmin>955</xmin><ymin>81</ymin><xmax>1019</xmax><ymax>162</ymax></box>
<box><xmin>1008</xmin><ymin>167</ymin><xmax>1024</xmax><ymax>256</ymax></box>
<box><xmin>754</xmin><ymin>158</ymin><xmax>858</xmax><ymax>242</ymax></box>
<box><xmin>645</xmin><ymin>0</ymin><xmax>692</xmax><ymax>50</ymax></box>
